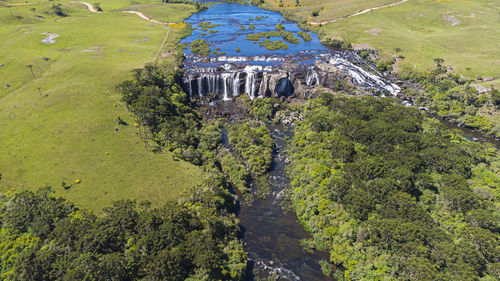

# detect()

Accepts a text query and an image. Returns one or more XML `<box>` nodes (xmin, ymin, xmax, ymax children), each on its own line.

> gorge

<box><xmin>180</xmin><ymin>1</ymin><xmax>499</xmax><ymax>280</ymax></box>
<box><xmin>180</xmin><ymin>1</ymin><xmax>405</xmax><ymax>280</ymax></box>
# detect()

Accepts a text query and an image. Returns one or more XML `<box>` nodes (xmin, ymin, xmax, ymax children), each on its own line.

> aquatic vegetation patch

<box><xmin>297</xmin><ymin>31</ymin><xmax>312</xmax><ymax>41</ymax></box>
<box><xmin>246</xmin><ymin>30</ymin><xmax>299</xmax><ymax>47</ymax></box>
<box><xmin>260</xmin><ymin>39</ymin><xmax>288</xmax><ymax>50</ymax></box>
<box><xmin>198</xmin><ymin>21</ymin><xmax>220</xmax><ymax>29</ymax></box>
<box><xmin>245</xmin><ymin>31</ymin><xmax>281</xmax><ymax>41</ymax></box>
<box><xmin>280</xmin><ymin>31</ymin><xmax>300</xmax><ymax>44</ymax></box>
<box><xmin>190</xmin><ymin>38</ymin><xmax>211</xmax><ymax>56</ymax></box>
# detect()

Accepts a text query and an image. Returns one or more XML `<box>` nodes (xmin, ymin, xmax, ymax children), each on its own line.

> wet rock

<box><xmin>274</xmin><ymin>77</ymin><xmax>294</xmax><ymax>97</ymax></box>
<box><xmin>182</xmin><ymin>52</ymin><xmax>400</xmax><ymax>101</ymax></box>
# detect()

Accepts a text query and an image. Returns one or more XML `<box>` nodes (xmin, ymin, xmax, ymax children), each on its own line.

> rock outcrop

<box><xmin>182</xmin><ymin>52</ymin><xmax>400</xmax><ymax>100</ymax></box>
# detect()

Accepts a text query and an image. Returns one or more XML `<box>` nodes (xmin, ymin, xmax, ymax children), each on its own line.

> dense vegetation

<box><xmin>321</xmin><ymin>37</ymin><xmax>352</xmax><ymax>50</ymax></box>
<box><xmin>0</xmin><ymin>179</ymin><xmax>246</xmax><ymax>280</ymax></box>
<box><xmin>280</xmin><ymin>31</ymin><xmax>300</xmax><ymax>44</ymax></box>
<box><xmin>398</xmin><ymin>64</ymin><xmax>499</xmax><ymax>138</ymax></box>
<box><xmin>118</xmin><ymin>64</ymin><xmax>207</xmax><ymax>162</ymax></box>
<box><xmin>190</xmin><ymin>39</ymin><xmax>211</xmax><ymax>56</ymax></box>
<box><xmin>287</xmin><ymin>94</ymin><xmax>499</xmax><ymax>280</ymax></box>
<box><xmin>259</xmin><ymin>39</ymin><xmax>288</xmax><ymax>51</ymax></box>
<box><xmin>118</xmin><ymin>64</ymin><xmax>275</xmax><ymax>198</ymax></box>
<box><xmin>226</xmin><ymin>121</ymin><xmax>274</xmax><ymax>195</ymax></box>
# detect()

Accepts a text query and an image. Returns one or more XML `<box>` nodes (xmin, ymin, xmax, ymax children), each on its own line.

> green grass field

<box><xmin>263</xmin><ymin>0</ymin><xmax>397</xmax><ymax>22</ymax></box>
<box><xmin>266</xmin><ymin>0</ymin><xmax>500</xmax><ymax>85</ymax></box>
<box><xmin>0</xmin><ymin>0</ymin><xmax>201</xmax><ymax>211</ymax></box>
<box><xmin>321</xmin><ymin>0</ymin><xmax>500</xmax><ymax>79</ymax></box>
<box><xmin>116</xmin><ymin>3</ymin><xmax>196</xmax><ymax>23</ymax></box>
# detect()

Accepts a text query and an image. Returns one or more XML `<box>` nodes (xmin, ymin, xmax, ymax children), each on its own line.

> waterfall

<box><xmin>244</xmin><ymin>65</ymin><xmax>262</xmax><ymax>99</ymax></box>
<box><xmin>208</xmin><ymin>74</ymin><xmax>215</xmax><ymax>94</ymax></box>
<box><xmin>306</xmin><ymin>70</ymin><xmax>319</xmax><ymax>87</ymax></box>
<box><xmin>184</xmin><ymin>64</ymin><xmax>283</xmax><ymax>100</ymax></box>
<box><xmin>258</xmin><ymin>73</ymin><xmax>265</xmax><ymax>98</ymax></box>
<box><xmin>222</xmin><ymin>73</ymin><xmax>232</xmax><ymax>100</ymax></box>
<box><xmin>185</xmin><ymin>75</ymin><xmax>193</xmax><ymax>97</ymax></box>
<box><xmin>245</xmin><ymin>72</ymin><xmax>254</xmax><ymax>99</ymax></box>
<box><xmin>233</xmin><ymin>72</ymin><xmax>240</xmax><ymax>97</ymax></box>
<box><xmin>197</xmin><ymin>76</ymin><xmax>203</xmax><ymax>97</ymax></box>
<box><xmin>329</xmin><ymin>56</ymin><xmax>400</xmax><ymax>95</ymax></box>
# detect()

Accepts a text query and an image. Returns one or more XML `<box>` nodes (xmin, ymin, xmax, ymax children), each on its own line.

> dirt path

<box><xmin>124</xmin><ymin>11</ymin><xmax>171</xmax><ymax>25</ymax></box>
<box><xmin>73</xmin><ymin>1</ymin><xmax>99</xmax><ymax>13</ymax></box>
<box><xmin>154</xmin><ymin>28</ymin><xmax>171</xmax><ymax>63</ymax></box>
<box><xmin>5</xmin><ymin>2</ymin><xmax>36</xmax><ymax>6</ymax></box>
<box><xmin>308</xmin><ymin>0</ymin><xmax>410</xmax><ymax>25</ymax></box>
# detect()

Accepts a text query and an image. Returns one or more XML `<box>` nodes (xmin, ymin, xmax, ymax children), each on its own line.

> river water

<box><xmin>237</xmin><ymin>125</ymin><xmax>331</xmax><ymax>280</ymax></box>
<box><xmin>181</xmin><ymin>1</ymin><xmax>326</xmax><ymax>57</ymax></box>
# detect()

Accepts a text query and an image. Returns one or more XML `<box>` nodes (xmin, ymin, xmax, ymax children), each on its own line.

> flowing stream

<box><xmin>237</xmin><ymin>125</ymin><xmax>331</xmax><ymax>280</ymax></box>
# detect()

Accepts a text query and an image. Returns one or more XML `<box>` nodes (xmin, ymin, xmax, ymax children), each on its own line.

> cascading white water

<box><xmin>185</xmin><ymin>75</ymin><xmax>193</xmax><ymax>97</ymax></box>
<box><xmin>329</xmin><ymin>56</ymin><xmax>400</xmax><ymax>95</ymax></box>
<box><xmin>222</xmin><ymin>73</ymin><xmax>232</xmax><ymax>100</ymax></box>
<box><xmin>184</xmin><ymin>53</ymin><xmax>401</xmax><ymax>99</ymax></box>
<box><xmin>258</xmin><ymin>73</ymin><xmax>266</xmax><ymax>98</ymax></box>
<box><xmin>209</xmin><ymin>74</ymin><xmax>215</xmax><ymax>94</ymax></box>
<box><xmin>197</xmin><ymin>77</ymin><xmax>203</xmax><ymax>97</ymax></box>
<box><xmin>306</xmin><ymin>69</ymin><xmax>320</xmax><ymax>87</ymax></box>
<box><xmin>233</xmin><ymin>72</ymin><xmax>240</xmax><ymax>97</ymax></box>
<box><xmin>244</xmin><ymin>65</ymin><xmax>263</xmax><ymax>99</ymax></box>
<box><xmin>246</xmin><ymin>73</ymin><xmax>254</xmax><ymax>99</ymax></box>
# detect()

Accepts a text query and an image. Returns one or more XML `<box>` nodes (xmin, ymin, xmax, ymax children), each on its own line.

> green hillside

<box><xmin>265</xmin><ymin>0</ymin><xmax>500</xmax><ymax>84</ymax></box>
<box><xmin>0</xmin><ymin>0</ymin><xmax>201</xmax><ymax>211</ymax></box>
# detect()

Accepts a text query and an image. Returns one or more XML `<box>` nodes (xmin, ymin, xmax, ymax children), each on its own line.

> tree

<box><xmin>26</xmin><ymin>64</ymin><xmax>35</xmax><ymax>78</ymax></box>
<box><xmin>51</xmin><ymin>4</ymin><xmax>67</xmax><ymax>17</ymax></box>
<box><xmin>434</xmin><ymin>57</ymin><xmax>444</xmax><ymax>69</ymax></box>
<box><xmin>394</xmin><ymin>47</ymin><xmax>402</xmax><ymax>58</ymax></box>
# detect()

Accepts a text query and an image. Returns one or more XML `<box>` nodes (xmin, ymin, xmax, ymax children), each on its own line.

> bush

<box><xmin>250</xmin><ymin>98</ymin><xmax>274</xmax><ymax>122</ymax></box>
<box><xmin>51</xmin><ymin>4</ymin><xmax>67</xmax><ymax>17</ymax></box>
<box><xmin>491</xmin><ymin>89</ymin><xmax>500</xmax><ymax>107</ymax></box>
<box><xmin>321</xmin><ymin>38</ymin><xmax>351</xmax><ymax>50</ymax></box>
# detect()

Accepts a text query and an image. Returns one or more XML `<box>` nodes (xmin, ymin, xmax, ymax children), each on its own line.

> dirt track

<box><xmin>308</xmin><ymin>0</ymin><xmax>409</xmax><ymax>25</ymax></box>
<box><xmin>73</xmin><ymin>1</ymin><xmax>99</xmax><ymax>13</ymax></box>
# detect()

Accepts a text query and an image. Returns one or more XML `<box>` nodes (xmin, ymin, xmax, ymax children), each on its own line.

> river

<box><xmin>236</xmin><ymin>125</ymin><xmax>331</xmax><ymax>280</ymax></box>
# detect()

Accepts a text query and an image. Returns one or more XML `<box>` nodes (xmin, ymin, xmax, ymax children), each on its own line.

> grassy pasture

<box><xmin>116</xmin><ymin>3</ymin><xmax>196</xmax><ymax>23</ymax></box>
<box><xmin>265</xmin><ymin>0</ymin><xmax>500</xmax><ymax>83</ymax></box>
<box><xmin>321</xmin><ymin>0</ymin><xmax>500</xmax><ymax>79</ymax></box>
<box><xmin>0</xmin><ymin>0</ymin><xmax>201</xmax><ymax>211</ymax></box>
<box><xmin>263</xmin><ymin>0</ymin><xmax>398</xmax><ymax>22</ymax></box>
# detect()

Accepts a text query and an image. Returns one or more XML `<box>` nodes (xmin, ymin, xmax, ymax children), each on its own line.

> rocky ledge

<box><xmin>182</xmin><ymin>52</ymin><xmax>400</xmax><ymax>100</ymax></box>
